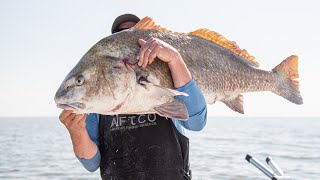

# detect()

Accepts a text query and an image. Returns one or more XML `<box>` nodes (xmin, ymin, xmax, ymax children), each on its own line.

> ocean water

<box><xmin>0</xmin><ymin>117</ymin><xmax>319</xmax><ymax>180</ymax></box>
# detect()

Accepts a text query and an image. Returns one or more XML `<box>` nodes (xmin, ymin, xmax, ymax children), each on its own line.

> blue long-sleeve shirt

<box><xmin>77</xmin><ymin>79</ymin><xmax>207</xmax><ymax>172</ymax></box>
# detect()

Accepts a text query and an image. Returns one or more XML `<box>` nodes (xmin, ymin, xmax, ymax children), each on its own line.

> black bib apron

<box><xmin>99</xmin><ymin>114</ymin><xmax>191</xmax><ymax>180</ymax></box>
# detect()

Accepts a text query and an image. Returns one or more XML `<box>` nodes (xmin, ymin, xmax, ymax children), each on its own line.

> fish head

<box><xmin>55</xmin><ymin>34</ymin><xmax>139</xmax><ymax>114</ymax></box>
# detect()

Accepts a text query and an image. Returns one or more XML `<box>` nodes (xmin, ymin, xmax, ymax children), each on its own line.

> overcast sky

<box><xmin>0</xmin><ymin>0</ymin><xmax>319</xmax><ymax>117</ymax></box>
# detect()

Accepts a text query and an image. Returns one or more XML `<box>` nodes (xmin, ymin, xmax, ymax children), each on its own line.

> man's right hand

<box><xmin>59</xmin><ymin>110</ymin><xmax>97</xmax><ymax>159</ymax></box>
<box><xmin>59</xmin><ymin>110</ymin><xmax>87</xmax><ymax>134</ymax></box>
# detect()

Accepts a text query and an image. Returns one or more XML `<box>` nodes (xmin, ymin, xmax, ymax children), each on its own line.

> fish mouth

<box><xmin>56</xmin><ymin>102</ymin><xmax>86</xmax><ymax>111</ymax></box>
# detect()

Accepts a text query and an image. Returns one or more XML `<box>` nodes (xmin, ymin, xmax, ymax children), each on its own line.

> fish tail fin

<box><xmin>272</xmin><ymin>55</ymin><xmax>303</xmax><ymax>104</ymax></box>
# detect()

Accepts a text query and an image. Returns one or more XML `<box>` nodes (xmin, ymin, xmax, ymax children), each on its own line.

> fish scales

<box><xmin>54</xmin><ymin>17</ymin><xmax>302</xmax><ymax>118</ymax></box>
<box><xmin>105</xmin><ymin>29</ymin><xmax>281</xmax><ymax>102</ymax></box>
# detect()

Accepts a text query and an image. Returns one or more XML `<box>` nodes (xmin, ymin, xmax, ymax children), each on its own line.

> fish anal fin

<box><xmin>134</xmin><ymin>17</ymin><xmax>171</xmax><ymax>32</ymax></box>
<box><xmin>154</xmin><ymin>99</ymin><xmax>189</xmax><ymax>120</ymax></box>
<box><xmin>189</xmin><ymin>29</ymin><xmax>259</xmax><ymax>67</ymax></box>
<box><xmin>222</xmin><ymin>94</ymin><xmax>244</xmax><ymax>114</ymax></box>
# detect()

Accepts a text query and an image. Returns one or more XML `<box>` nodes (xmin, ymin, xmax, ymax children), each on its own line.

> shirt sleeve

<box><xmin>76</xmin><ymin>113</ymin><xmax>101</xmax><ymax>172</ymax></box>
<box><xmin>174</xmin><ymin>79</ymin><xmax>207</xmax><ymax>131</ymax></box>
<box><xmin>76</xmin><ymin>150</ymin><xmax>101</xmax><ymax>172</ymax></box>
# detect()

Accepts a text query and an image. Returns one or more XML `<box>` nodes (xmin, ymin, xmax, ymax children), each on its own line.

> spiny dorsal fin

<box><xmin>189</xmin><ymin>29</ymin><xmax>259</xmax><ymax>67</ymax></box>
<box><xmin>134</xmin><ymin>17</ymin><xmax>171</xmax><ymax>32</ymax></box>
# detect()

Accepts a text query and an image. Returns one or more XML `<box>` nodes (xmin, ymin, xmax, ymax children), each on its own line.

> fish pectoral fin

<box><xmin>154</xmin><ymin>99</ymin><xmax>189</xmax><ymax>120</ymax></box>
<box><xmin>222</xmin><ymin>94</ymin><xmax>244</xmax><ymax>114</ymax></box>
<box><xmin>139</xmin><ymin>81</ymin><xmax>189</xmax><ymax>97</ymax></box>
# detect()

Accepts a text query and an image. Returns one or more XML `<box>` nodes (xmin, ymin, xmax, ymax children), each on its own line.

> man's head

<box><xmin>111</xmin><ymin>14</ymin><xmax>140</xmax><ymax>34</ymax></box>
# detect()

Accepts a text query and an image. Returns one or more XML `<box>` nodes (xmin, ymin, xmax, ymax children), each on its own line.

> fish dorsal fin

<box><xmin>134</xmin><ymin>16</ymin><xmax>171</xmax><ymax>32</ymax></box>
<box><xmin>135</xmin><ymin>18</ymin><xmax>259</xmax><ymax>67</ymax></box>
<box><xmin>189</xmin><ymin>28</ymin><xmax>259</xmax><ymax>67</ymax></box>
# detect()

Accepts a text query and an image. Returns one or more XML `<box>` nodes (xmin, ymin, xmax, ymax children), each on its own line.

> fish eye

<box><xmin>76</xmin><ymin>75</ymin><xmax>85</xmax><ymax>86</ymax></box>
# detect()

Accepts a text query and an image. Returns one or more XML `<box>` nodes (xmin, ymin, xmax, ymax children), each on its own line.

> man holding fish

<box><xmin>59</xmin><ymin>14</ymin><xmax>207</xmax><ymax>180</ymax></box>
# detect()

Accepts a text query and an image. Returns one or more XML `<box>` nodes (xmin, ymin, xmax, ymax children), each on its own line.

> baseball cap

<box><xmin>111</xmin><ymin>14</ymin><xmax>140</xmax><ymax>34</ymax></box>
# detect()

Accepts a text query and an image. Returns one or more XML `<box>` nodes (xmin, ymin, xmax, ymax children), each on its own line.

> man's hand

<box><xmin>137</xmin><ymin>38</ymin><xmax>181</xmax><ymax>68</ymax></box>
<box><xmin>59</xmin><ymin>110</ymin><xmax>87</xmax><ymax>134</ymax></box>
<box><xmin>59</xmin><ymin>110</ymin><xmax>97</xmax><ymax>159</ymax></box>
<box><xmin>137</xmin><ymin>38</ymin><xmax>192</xmax><ymax>88</ymax></box>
